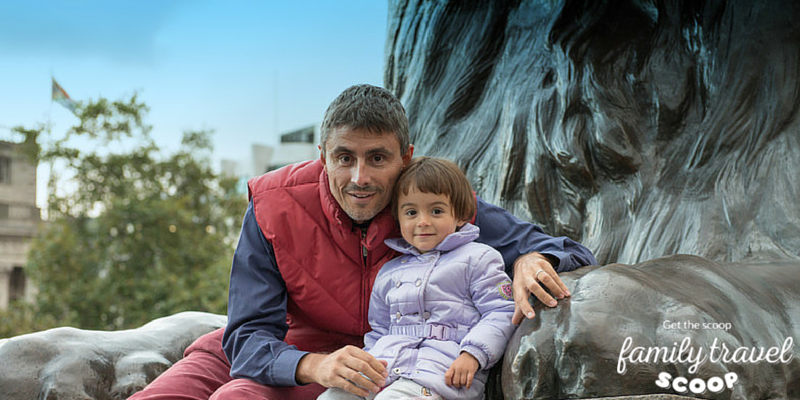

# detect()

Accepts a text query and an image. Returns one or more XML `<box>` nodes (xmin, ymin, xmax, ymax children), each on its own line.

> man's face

<box><xmin>321</xmin><ymin>127</ymin><xmax>413</xmax><ymax>223</ymax></box>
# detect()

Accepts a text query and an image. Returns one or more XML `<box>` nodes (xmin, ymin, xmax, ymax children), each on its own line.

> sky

<box><xmin>0</xmin><ymin>0</ymin><xmax>388</xmax><ymax>208</ymax></box>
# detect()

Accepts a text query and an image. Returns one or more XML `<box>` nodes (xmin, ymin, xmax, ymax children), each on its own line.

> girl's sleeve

<box><xmin>459</xmin><ymin>247</ymin><xmax>517</xmax><ymax>370</ymax></box>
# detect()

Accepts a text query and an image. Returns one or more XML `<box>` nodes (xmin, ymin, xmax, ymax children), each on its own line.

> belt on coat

<box><xmin>390</xmin><ymin>324</ymin><xmax>464</xmax><ymax>342</ymax></box>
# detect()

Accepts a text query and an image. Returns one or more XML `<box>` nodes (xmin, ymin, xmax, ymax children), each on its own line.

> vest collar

<box><xmin>319</xmin><ymin>167</ymin><xmax>351</xmax><ymax>230</ymax></box>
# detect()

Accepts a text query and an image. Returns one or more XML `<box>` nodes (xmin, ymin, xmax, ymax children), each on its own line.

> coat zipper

<box><xmin>360</xmin><ymin>227</ymin><xmax>369</xmax><ymax>333</ymax></box>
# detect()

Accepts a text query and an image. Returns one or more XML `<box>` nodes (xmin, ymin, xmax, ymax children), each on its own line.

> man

<box><xmin>129</xmin><ymin>84</ymin><xmax>596</xmax><ymax>400</ymax></box>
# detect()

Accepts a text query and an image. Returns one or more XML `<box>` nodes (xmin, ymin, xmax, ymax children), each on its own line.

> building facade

<box><xmin>264</xmin><ymin>125</ymin><xmax>318</xmax><ymax>172</ymax></box>
<box><xmin>220</xmin><ymin>125</ymin><xmax>319</xmax><ymax>192</ymax></box>
<box><xmin>0</xmin><ymin>141</ymin><xmax>40</xmax><ymax>309</ymax></box>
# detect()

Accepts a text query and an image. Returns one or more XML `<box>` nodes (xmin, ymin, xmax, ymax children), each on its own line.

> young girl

<box><xmin>318</xmin><ymin>157</ymin><xmax>516</xmax><ymax>400</ymax></box>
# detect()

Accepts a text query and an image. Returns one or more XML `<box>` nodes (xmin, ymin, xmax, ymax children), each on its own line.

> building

<box><xmin>251</xmin><ymin>144</ymin><xmax>275</xmax><ymax>176</ymax></box>
<box><xmin>220</xmin><ymin>125</ymin><xmax>319</xmax><ymax>192</ymax></box>
<box><xmin>0</xmin><ymin>141</ymin><xmax>40</xmax><ymax>309</ymax></box>
<box><xmin>264</xmin><ymin>125</ymin><xmax>318</xmax><ymax>172</ymax></box>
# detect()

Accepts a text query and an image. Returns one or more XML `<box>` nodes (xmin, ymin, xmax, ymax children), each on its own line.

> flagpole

<box><xmin>273</xmin><ymin>71</ymin><xmax>279</xmax><ymax>139</ymax></box>
<box><xmin>45</xmin><ymin>72</ymin><xmax>54</xmax><ymax>221</ymax></box>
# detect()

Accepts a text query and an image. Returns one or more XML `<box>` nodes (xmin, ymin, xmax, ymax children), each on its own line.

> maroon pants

<box><xmin>128</xmin><ymin>328</ymin><xmax>326</xmax><ymax>400</ymax></box>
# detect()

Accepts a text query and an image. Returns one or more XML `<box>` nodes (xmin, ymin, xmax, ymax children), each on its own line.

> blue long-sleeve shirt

<box><xmin>473</xmin><ymin>197</ymin><xmax>596</xmax><ymax>272</ymax></box>
<box><xmin>223</xmin><ymin>196</ymin><xmax>596</xmax><ymax>386</ymax></box>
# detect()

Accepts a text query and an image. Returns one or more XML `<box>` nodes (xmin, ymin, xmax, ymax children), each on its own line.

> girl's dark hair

<box><xmin>392</xmin><ymin>156</ymin><xmax>476</xmax><ymax>221</ymax></box>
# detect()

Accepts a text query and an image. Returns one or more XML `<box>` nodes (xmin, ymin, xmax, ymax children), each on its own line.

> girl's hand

<box><xmin>444</xmin><ymin>352</ymin><xmax>479</xmax><ymax>389</ymax></box>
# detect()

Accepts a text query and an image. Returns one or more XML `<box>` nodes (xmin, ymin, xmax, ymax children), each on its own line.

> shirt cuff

<box><xmin>272</xmin><ymin>348</ymin><xmax>309</xmax><ymax>386</ymax></box>
<box><xmin>540</xmin><ymin>251</ymin><xmax>569</xmax><ymax>272</ymax></box>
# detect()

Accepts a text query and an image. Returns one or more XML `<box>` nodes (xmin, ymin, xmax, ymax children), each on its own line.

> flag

<box><xmin>52</xmin><ymin>78</ymin><xmax>79</xmax><ymax>115</ymax></box>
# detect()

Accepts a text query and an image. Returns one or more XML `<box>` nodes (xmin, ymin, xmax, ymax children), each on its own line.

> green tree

<box><xmin>1</xmin><ymin>95</ymin><xmax>245</xmax><ymax>335</ymax></box>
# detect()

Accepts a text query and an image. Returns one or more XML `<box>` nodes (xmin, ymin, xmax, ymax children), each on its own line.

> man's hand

<box><xmin>511</xmin><ymin>252</ymin><xmax>571</xmax><ymax>324</ymax></box>
<box><xmin>445</xmin><ymin>352</ymin><xmax>479</xmax><ymax>389</ymax></box>
<box><xmin>296</xmin><ymin>346</ymin><xmax>388</xmax><ymax>396</ymax></box>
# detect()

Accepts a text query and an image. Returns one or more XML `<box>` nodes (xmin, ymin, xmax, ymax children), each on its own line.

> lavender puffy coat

<box><xmin>363</xmin><ymin>223</ymin><xmax>516</xmax><ymax>400</ymax></box>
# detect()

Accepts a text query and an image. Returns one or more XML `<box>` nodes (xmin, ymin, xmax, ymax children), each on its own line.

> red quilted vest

<box><xmin>248</xmin><ymin>160</ymin><xmax>399</xmax><ymax>353</ymax></box>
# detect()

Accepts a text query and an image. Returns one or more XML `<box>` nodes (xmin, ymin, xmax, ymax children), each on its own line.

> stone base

<box><xmin>584</xmin><ymin>395</ymin><xmax>697</xmax><ymax>400</ymax></box>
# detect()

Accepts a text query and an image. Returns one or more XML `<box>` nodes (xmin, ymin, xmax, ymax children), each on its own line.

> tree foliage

<box><xmin>1</xmin><ymin>95</ymin><xmax>245</xmax><ymax>335</ymax></box>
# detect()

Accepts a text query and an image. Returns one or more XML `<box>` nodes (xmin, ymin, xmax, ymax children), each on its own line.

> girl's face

<box><xmin>397</xmin><ymin>186</ymin><xmax>466</xmax><ymax>253</ymax></box>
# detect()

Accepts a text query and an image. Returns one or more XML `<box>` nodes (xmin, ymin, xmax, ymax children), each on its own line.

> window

<box><xmin>9</xmin><ymin>266</ymin><xmax>26</xmax><ymax>303</ymax></box>
<box><xmin>0</xmin><ymin>156</ymin><xmax>9</xmax><ymax>184</ymax></box>
<box><xmin>0</xmin><ymin>203</ymin><xmax>8</xmax><ymax>219</ymax></box>
<box><xmin>280</xmin><ymin>126</ymin><xmax>315</xmax><ymax>144</ymax></box>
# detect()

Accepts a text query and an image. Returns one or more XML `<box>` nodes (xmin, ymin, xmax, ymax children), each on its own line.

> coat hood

<box><xmin>384</xmin><ymin>223</ymin><xmax>480</xmax><ymax>255</ymax></box>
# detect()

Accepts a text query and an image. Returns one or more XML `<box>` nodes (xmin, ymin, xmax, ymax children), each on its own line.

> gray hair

<box><xmin>320</xmin><ymin>84</ymin><xmax>409</xmax><ymax>154</ymax></box>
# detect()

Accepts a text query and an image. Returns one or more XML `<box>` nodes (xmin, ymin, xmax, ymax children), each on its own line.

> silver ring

<box><xmin>535</xmin><ymin>269</ymin><xmax>547</xmax><ymax>281</ymax></box>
